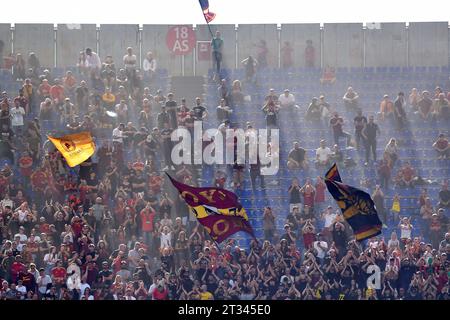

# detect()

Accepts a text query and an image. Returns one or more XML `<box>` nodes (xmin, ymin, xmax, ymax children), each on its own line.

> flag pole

<box><xmin>198</xmin><ymin>0</ymin><xmax>215</xmax><ymax>38</ymax></box>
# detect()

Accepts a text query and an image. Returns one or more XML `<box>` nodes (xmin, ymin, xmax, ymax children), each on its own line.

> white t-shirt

<box><xmin>279</xmin><ymin>94</ymin><xmax>296</xmax><ymax>107</ymax></box>
<box><xmin>112</xmin><ymin>128</ymin><xmax>123</xmax><ymax>143</ymax></box>
<box><xmin>0</xmin><ymin>198</ymin><xmax>14</xmax><ymax>209</ymax></box>
<box><xmin>143</xmin><ymin>58</ymin><xmax>157</xmax><ymax>72</ymax></box>
<box><xmin>80</xmin><ymin>282</ymin><xmax>91</xmax><ymax>294</ymax></box>
<box><xmin>17</xmin><ymin>285</ymin><xmax>27</xmax><ymax>298</ymax></box>
<box><xmin>123</xmin><ymin>54</ymin><xmax>137</xmax><ymax>69</ymax></box>
<box><xmin>316</xmin><ymin>147</ymin><xmax>332</xmax><ymax>162</ymax></box>
<box><xmin>10</xmin><ymin>107</ymin><xmax>26</xmax><ymax>126</ymax></box>
<box><xmin>160</xmin><ymin>232</ymin><xmax>172</xmax><ymax>249</ymax></box>
<box><xmin>86</xmin><ymin>52</ymin><xmax>101</xmax><ymax>69</ymax></box>
<box><xmin>400</xmin><ymin>224</ymin><xmax>412</xmax><ymax>239</ymax></box>
<box><xmin>324</xmin><ymin>212</ymin><xmax>337</xmax><ymax>228</ymax></box>
<box><xmin>15</xmin><ymin>233</ymin><xmax>27</xmax><ymax>243</ymax></box>
<box><xmin>37</xmin><ymin>275</ymin><xmax>52</xmax><ymax>294</ymax></box>
<box><xmin>313</xmin><ymin>241</ymin><xmax>329</xmax><ymax>259</ymax></box>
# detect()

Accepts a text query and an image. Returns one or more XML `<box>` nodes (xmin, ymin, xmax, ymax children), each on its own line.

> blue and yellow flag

<box><xmin>325</xmin><ymin>164</ymin><xmax>382</xmax><ymax>241</ymax></box>
<box><xmin>199</xmin><ymin>0</ymin><xmax>216</xmax><ymax>23</ymax></box>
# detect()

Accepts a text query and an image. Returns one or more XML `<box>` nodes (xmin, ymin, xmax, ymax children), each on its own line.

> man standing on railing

<box><xmin>211</xmin><ymin>30</ymin><xmax>223</xmax><ymax>79</ymax></box>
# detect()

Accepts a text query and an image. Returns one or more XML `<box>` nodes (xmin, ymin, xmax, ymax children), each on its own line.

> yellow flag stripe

<box><xmin>190</xmin><ymin>205</ymin><xmax>249</xmax><ymax>221</ymax></box>
<box><xmin>48</xmin><ymin>132</ymin><xmax>95</xmax><ymax>167</ymax></box>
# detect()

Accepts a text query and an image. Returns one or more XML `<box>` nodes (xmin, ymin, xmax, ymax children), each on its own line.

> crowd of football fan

<box><xmin>0</xmin><ymin>46</ymin><xmax>449</xmax><ymax>300</ymax></box>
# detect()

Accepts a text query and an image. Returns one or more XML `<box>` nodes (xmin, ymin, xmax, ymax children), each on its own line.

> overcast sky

<box><xmin>2</xmin><ymin>0</ymin><xmax>450</xmax><ymax>25</ymax></box>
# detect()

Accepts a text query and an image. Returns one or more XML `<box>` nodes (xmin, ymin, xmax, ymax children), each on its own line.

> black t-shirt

<box><xmin>157</xmin><ymin>112</ymin><xmax>170</xmax><ymax>129</ymax></box>
<box><xmin>288</xmin><ymin>186</ymin><xmax>302</xmax><ymax>204</ymax></box>
<box><xmin>288</xmin><ymin>148</ymin><xmax>305</xmax><ymax>163</ymax></box>
<box><xmin>160</xmin><ymin>128</ymin><xmax>173</xmax><ymax>147</ymax></box>
<box><xmin>439</xmin><ymin>189</ymin><xmax>450</xmax><ymax>203</ymax></box>
<box><xmin>353</xmin><ymin>116</ymin><xmax>367</xmax><ymax>131</ymax></box>
<box><xmin>134</xmin><ymin>132</ymin><xmax>147</xmax><ymax>145</ymax></box>
<box><xmin>330</xmin><ymin>117</ymin><xmax>343</xmax><ymax>134</ymax></box>
<box><xmin>132</xmin><ymin>175</ymin><xmax>146</xmax><ymax>193</ymax></box>
<box><xmin>192</xmin><ymin>105</ymin><xmax>206</xmax><ymax>120</ymax></box>
<box><xmin>166</xmin><ymin>100</ymin><xmax>177</xmax><ymax>112</ymax></box>
<box><xmin>364</xmin><ymin>123</ymin><xmax>379</xmax><ymax>140</ymax></box>
<box><xmin>265</xmin><ymin>107</ymin><xmax>278</xmax><ymax>126</ymax></box>
<box><xmin>98</xmin><ymin>269</ymin><xmax>113</xmax><ymax>286</ymax></box>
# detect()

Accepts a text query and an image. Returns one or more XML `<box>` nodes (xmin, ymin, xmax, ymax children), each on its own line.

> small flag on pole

<box><xmin>199</xmin><ymin>0</ymin><xmax>216</xmax><ymax>23</ymax></box>
<box><xmin>48</xmin><ymin>132</ymin><xmax>95</xmax><ymax>167</ymax></box>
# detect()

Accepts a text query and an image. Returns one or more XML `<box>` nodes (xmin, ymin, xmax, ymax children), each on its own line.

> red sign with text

<box><xmin>197</xmin><ymin>41</ymin><xmax>211</xmax><ymax>61</ymax></box>
<box><xmin>166</xmin><ymin>26</ymin><xmax>196</xmax><ymax>55</ymax></box>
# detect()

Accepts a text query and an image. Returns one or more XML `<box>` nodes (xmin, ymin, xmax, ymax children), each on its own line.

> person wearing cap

<box><xmin>264</xmin><ymin>88</ymin><xmax>279</xmax><ymax>105</ymax></box>
<box><xmin>433</xmin><ymin>133</ymin><xmax>449</xmax><ymax>160</ymax></box>
<box><xmin>439</xmin><ymin>232</ymin><xmax>450</xmax><ymax>252</ymax></box>
<box><xmin>279</xmin><ymin>89</ymin><xmax>299</xmax><ymax>110</ymax></box>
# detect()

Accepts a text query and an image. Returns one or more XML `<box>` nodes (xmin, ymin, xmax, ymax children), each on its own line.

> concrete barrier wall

<box><xmin>142</xmin><ymin>25</ymin><xmax>193</xmax><ymax>77</ymax></box>
<box><xmin>56</xmin><ymin>24</ymin><xmax>97</xmax><ymax>68</ymax></box>
<box><xmin>409</xmin><ymin>22</ymin><xmax>449</xmax><ymax>67</ymax></box>
<box><xmin>14</xmin><ymin>24</ymin><xmax>55</xmax><ymax>68</ymax></box>
<box><xmin>237</xmin><ymin>24</ymin><xmax>278</xmax><ymax>68</ymax></box>
<box><xmin>195</xmin><ymin>24</ymin><xmax>236</xmax><ymax>75</ymax></box>
<box><xmin>2</xmin><ymin>23</ymin><xmax>450</xmax><ymax>72</ymax></box>
<box><xmin>280</xmin><ymin>24</ymin><xmax>321</xmax><ymax>68</ymax></box>
<box><xmin>365</xmin><ymin>23</ymin><xmax>407</xmax><ymax>67</ymax></box>
<box><xmin>99</xmin><ymin>24</ymin><xmax>140</xmax><ymax>69</ymax></box>
<box><xmin>0</xmin><ymin>24</ymin><xmax>12</xmax><ymax>57</ymax></box>
<box><xmin>323</xmin><ymin>23</ymin><xmax>364</xmax><ymax>68</ymax></box>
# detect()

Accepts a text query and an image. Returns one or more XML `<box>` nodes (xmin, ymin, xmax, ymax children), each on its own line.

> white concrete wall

<box><xmin>365</xmin><ymin>23</ymin><xmax>407</xmax><ymax>67</ymax></box>
<box><xmin>237</xmin><ymin>24</ymin><xmax>278</xmax><ymax>68</ymax></box>
<box><xmin>408</xmin><ymin>22</ymin><xmax>449</xmax><ymax>67</ymax></box>
<box><xmin>99</xmin><ymin>24</ymin><xmax>140</xmax><ymax>69</ymax></box>
<box><xmin>14</xmin><ymin>24</ymin><xmax>55</xmax><ymax>68</ymax></box>
<box><xmin>280</xmin><ymin>23</ymin><xmax>321</xmax><ymax>68</ymax></box>
<box><xmin>56</xmin><ymin>24</ymin><xmax>97</xmax><ymax>68</ymax></box>
<box><xmin>323</xmin><ymin>23</ymin><xmax>364</xmax><ymax>68</ymax></box>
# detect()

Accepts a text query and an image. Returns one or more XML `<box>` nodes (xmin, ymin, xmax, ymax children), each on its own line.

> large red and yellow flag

<box><xmin>48</xmin><ymin>132</ymin><xmax>95</xmax><ymax>167</ymax></box>
<box><xmin>167</xmin><ymin>174</ymin><xmax>255</xmax><ymax>243</ymax></box>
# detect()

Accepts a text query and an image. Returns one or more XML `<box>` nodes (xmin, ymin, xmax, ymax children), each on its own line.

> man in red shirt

<box><xmin>301</xmin><ymin>178</ymin><xmax>316</xmax><ymax>209</ymax></box>
<box><xmin>50</xmin><ymin>78</ymin><xmax>65</xmax><ymax>106</ymax></box>
<box><xmin>433</xmin><ymin>133</ymin><xmax>449</xmax><ymax>159</ymax></box>
<box><xmin>396</xmin><ymin>161</ymin><xmax>417</xmax><ymax>188</ymax></box>
<box><xmin>51</xmin><ymin>260</ymin><xmax>67</xmax><ymax>288</ymax></box>
<box><xmin>140</xmin><ymin>202</ymin><xmax>156</xmax><ymax>247</ymax></box>
<box><xmin>330</xmin><ymin>112</ymin><xmax>352</xmax><ymax>147</ymax></box>
<box><xmin>10</xmin><ymin>255</ymin><xmax>26</xmax><ymax>284</ymax></box>
<box><xmin>38</xmin><ymin>79</ymin><xmax>51</xmax><ymax>100</ymax></box>
<box><xmin>152</xmin><ymin>281</ymin><xmax>169</xmax><ymax>300</ymax></box>
<box><xmin>314</xmin><ymin>176</ymin><xmax>326</xmax><ymax>212</ymax></box>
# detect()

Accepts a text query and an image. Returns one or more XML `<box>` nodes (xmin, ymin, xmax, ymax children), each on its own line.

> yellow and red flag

<box><xmin>48</xmin><ymin>132</ymin><xmax>95</xmax><ymax>167</ymax></box>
